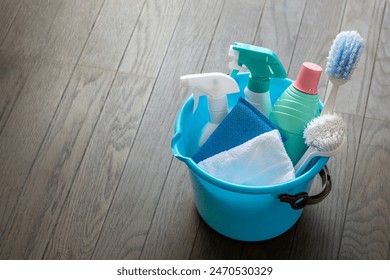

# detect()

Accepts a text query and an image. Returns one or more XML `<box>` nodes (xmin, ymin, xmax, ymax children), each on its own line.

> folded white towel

<box><xmin>198</xmin><ymin>129</ymin><xmax>295</xmax><ymax>186</ymax></box>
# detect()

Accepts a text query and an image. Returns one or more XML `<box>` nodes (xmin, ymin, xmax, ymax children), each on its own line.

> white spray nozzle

<box><xmin>228</xmin><ymin>46</ymin><xmax>247</xmax><ymax>74</ymax></box>
<box><xmin>180</xmin><ymin>72</ymin><xmax>239</xmax><ymax>124</ymax></box>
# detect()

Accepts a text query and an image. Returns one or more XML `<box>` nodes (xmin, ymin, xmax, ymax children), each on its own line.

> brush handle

<box><xmin>321</xmin><ymin>81</ymin><xmax>339</xmax><ymax>115</ymax></box>
<box><xmin>295</xmin><ymin>147</ymin><xmax>326</xmax><ymax>177</ymax></box>
<box><xmin>295</xmin><ymin>136</ymin><xmax>347</xmax><ymax>176</ymax></box>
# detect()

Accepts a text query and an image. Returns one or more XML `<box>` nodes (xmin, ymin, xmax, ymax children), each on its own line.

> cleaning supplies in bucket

<box><xmin>180</xmin><ymin>72</ymin><xmax>239</xmax><ymax>146</ymax></box>
<box><xmin>229</xmin><ymin>42</ymin><xmax>287</xmax><ymax>118</ymax></box>
<box><xmin>171</xmin><ymin>73</ymin><xmax>331</xmax><ymax>241</ymax></box>
<box><xmin>171</xmin><ymin>32</ymin><xmax>364</xmax><ymax>241</ymax></box>
<box><xmin>198</xmin><ymin>129</ymin><xmax>295</xmax><ymax>186</ymax></box>
<box><xmin>269</xmin><ymin>62</ymin><xmax>322</xmax><ymax>165</ymax></box>
<box><xmin>192</xmin><ymin>97</ymin><xmax>285</xmax><ymax>163</ymax></box>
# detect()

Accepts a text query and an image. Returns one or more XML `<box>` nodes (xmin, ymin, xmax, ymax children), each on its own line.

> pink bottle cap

<box><xmin>293</xmin><ymin>62</ymin><xmax>322</xmax><ymax>94</ymax></box>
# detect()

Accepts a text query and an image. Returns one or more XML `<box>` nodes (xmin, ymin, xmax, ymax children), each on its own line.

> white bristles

<box><xmin>304</xmin><ymin>114</ymin><xmax>346</xmax><ymax>152</ymax></box>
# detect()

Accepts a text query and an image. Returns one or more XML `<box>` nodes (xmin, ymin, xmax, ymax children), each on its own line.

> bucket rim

<box><xmin>173</xmin><ymin>142</ymin><xmax>328</xmax><ymax>195</ymax></box>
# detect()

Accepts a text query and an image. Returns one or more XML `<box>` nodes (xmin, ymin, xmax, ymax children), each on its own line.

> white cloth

<box><xmin>198</xmin><ymin>129</ymin><xmax>295</xmax><ymax>186</ymax></box>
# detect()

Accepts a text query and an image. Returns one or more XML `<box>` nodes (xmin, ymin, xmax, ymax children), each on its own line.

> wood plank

<box><xmin>289</xmin><ymin>0</ymin><xmax>386</xmax><ymax>259</ymax></box>
<box><xmin>267</xmin><ymin>0</ymin><xmax>346</xmax><ymax>259</ymax></box>
<box><xmin>289</xmin><ymin>113</ymin><xmax>364</xmax><ymax>259</ymax></box>
<box><xmin>43</xmin><ymin>73</ymin><xmax>154</xmax><ymax>259</ymax></box>
<box><xmin>366</xmin><ymin>1</ymin><xmax>390</xmax><ymax>121</ymax></box>
<box><xmin>78</xmin><ymin>0</ymin><xmax>146</xmax><ymax>70</ymax></box>
<box><xmin>338</xmin><ymin>118</ymin><xmax>390</xmax><ymax>259</ymax></box>
<box><xmin>288</xmin><ymin>0</ymin><xmax>346</xmax><ymax>102</ymax></box>
<box><xmin>0</xmin><ymin>0</ymin><xmax>23</xmax><ymax>44</ymax></box>
<box><xmin>0</xmin><ymin>66</ymin><xmax>114</xmax><ymax>259</ymax></box>
<box><xmin>190</xmin><ymin>221</ymin><xmax>243</xmax><ymax>259</ymax></box>
<box><xmin>240</xmin><ymin>0</ymin><xmax>354</xmax><ymax>260</ymax></box>
<box><xmin>0</xmin><ymin>58</ymin><xmax>73</xmax><ymax>236</ymax></box>
<box><xmin>119</xmin><ymin>0</ymin><xmax>185</xmax><ymax>78</ymax></box>
<box><xmin>388</xmin><ymin>243</ymin><xmax>390</xmax><ymax>259</ymax></box>
<box><xmin>186</xmin><ymin>0</ymin><xmax>272</xmax><ymax>260</ymax></box>
<box><xmin>91</xmin><ymin>0</ymin><xmax>225</xmax><ymax>260</ymax></box>
<box><xmin>140</xmin><ymin>0</ymin><xmax>266</xmax><ymax>260</ymax></box>
<box><xmin>0</xmin><ymin>52</ymin><xmax>35</xmax><ymax>134</ymax></box>
<box><xmin>0</xmin><ymin>0</ymin><xmax>385</xmax><ymax>261</ymax></box>
<box><xmin>1</xmin><ymin>0</ymin><xmax>61</xmax><ymax>55</ymax></box>
<box><xmin>330</xmin><ymin>0</ymin><xmax>386</xmax><ymax>116</ymax></box>
<box><xmin>253</xmin><ymin>0</ymin><xmax>307</xmax><ymax>70</ymax></box>
<box><xmin>1</xmin><ymin>0</ymin><xmax>104</xmax><ymax>63</ymax></box>
<box><xmin>200</xmin><ymin>0</ymin><xmax>266</xmax><ymax>73</ymax></box>
<box><xmin>240</xmin><ymin>228</ymin><xmax>297</xmax><ymax>260</ymax></box>
<box><xmin>239</xmin><ymin>0</ymin><xmax>307</xmax><ymax>260</ymax></box>
<box><xmin>140</xmin><ymin>162</ymin><xmax>201</xmax><ymax>259</ymax></box>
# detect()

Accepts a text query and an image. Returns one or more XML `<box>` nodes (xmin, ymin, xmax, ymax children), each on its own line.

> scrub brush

<box><xmin>295</xmin><ymin>114</ymin><xmax>346</xmax><ymax>176</ymax></box>
<box><xmin>322</xmin><ymin>31</ymin><xmax>364</xmax><ymax>115</ymax></box>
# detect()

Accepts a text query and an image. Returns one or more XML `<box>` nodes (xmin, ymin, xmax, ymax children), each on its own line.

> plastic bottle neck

<box><xmin>291</xmin><ymin>84</ymin><xmax>319</xmax><ymax>97</ymax></box>
<box><xmin>247</xmin><ymin>76</ymin><xmax>270</xmax><ymax>93</ymax></box>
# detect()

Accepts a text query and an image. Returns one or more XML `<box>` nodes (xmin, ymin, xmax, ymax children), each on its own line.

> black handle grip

<box><xmin>279</xmin><ymin>166</ymin><xmax>331</xmax><ymax>210</ymax></box>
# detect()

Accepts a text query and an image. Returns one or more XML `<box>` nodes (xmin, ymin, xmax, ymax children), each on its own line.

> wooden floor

<box><xmin>0</xmin><ymin>0</ymin><xmax>389</xmax><ymax>260</ymax></box>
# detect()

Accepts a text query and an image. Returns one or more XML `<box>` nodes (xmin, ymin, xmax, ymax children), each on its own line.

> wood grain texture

<box><xmin>1</xmin><ymin>0</ymin><xmax>104</xmax><ymax>63</ymax></box>
<box><xmin>190</xmin><ymin>221</ymin><xmax>243</xmax><ymax>260</ymax></box>
<box><xmin>253</xmin><ymin>0</ymin><xmax>306</xmax><ymax>70</ymax></box>
<box><xmin>0</xmin><ymin>58</ymin><xmax>73</xmax><ymax>236</ymax></box>
<box><xmin>366</xmin><ymin>1</ymin><xmax>390</xmax><ymax>121</ymax></box>
<box><xmin>289</xmin><ymin>113</ymin><xmax>364</xmax><ymax>259</ymax></box>
<box><xmin>0</xmin><ymin>52</ymin><xmax>35</xmax><ymax>134</ymax></box>
<box><xmin>79</xmin><ymin>0</ymin><xmax>146</xmax><ymax>70</ymax></box>
<box><xmin>0</xmin><ymin>0</ymin><xmax>23</xmax><ymax>44</ymax></box>
<box><xmin>239</xmin><ymin>0</ymin><xmax>306</xmax><ymax>260</ymax></box>
<box><xmin>241</xmin><ymin>228</ymin><xmax>297</xmax><ymax>260</ymax></box>
<box><xmin>289</xmin><ymin>0</ymin><xmax>346</xmax><ymax>102</ymax></box>
<box><xmin>339</xmin><ymin>118</ymin><xmax>390</xmax><ymax>259</ymax></box>
<box><xmin>43</xmin><ymin>74</ymin><xmax>153</xmax><ymax>259</ymax></box>
<box><xmin>186</xmin><ymin>0</ymin><xmax>273</xmax><ymax>260</ymax></box>
<box><xmin>331</xmin><ymin>0</ymin><xmax>386</xmax><ymax>116</ymax></box>
<box><xmin>140</xmin><ymin>162</ymin><xmax>201</xmax><ymax>259</ymax></box>
<box><xmin>0</xmin><ymin>66</ymin><xmax>114</xmax><ymax>259</ymax></box>
<box><xmin>0</xmin><ymin>0</ymin><xmax>389</xmax><ymax>260</ymax></box>
<box><xmin>119</xmin><ymin>0</ymin><xmax>185</xmax><ymax>78</ymax></box>
<box><xmin>1</xmin><ymin>0</ymin><xmax>62</xmax><ymax>55</ymax></box>
<box><xmin>92</xmin><ymin>0</ymin><xmax>225</xmax><ymax>260</ymax></box>
<box><xmin>201</xmin><ymin>0</ymin><xmax>266</xmax><ymax>73</ymax></box>
<box><xmin>388</xmin><ymin>243</ymin><xmax>390</xmax><ymax>259</ymax></box>
<box><xmin>288</xmin><ymin>0</ymin><xmax>386</xmax><ymax>259</ymax></box>
<box><xmin>140</xmin><ymin>0</ymin><xmax>266</xmax><ymax>260</ymax></box>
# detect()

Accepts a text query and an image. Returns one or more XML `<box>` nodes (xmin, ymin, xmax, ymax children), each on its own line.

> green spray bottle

<box><xmin>229</xmin><ymin>42</ymin><xmax>287</xmax><ymax>118</ymax></box>
<box><xmin>269</xmin><ymin>62</ymin><xmax>322</xmax><ymax>165</ymax></box>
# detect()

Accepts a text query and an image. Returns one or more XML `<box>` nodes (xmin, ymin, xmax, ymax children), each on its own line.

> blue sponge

<box><xmin>192</xmin><ymin>97</ymin><xmax>285</xmax><ymax>163</ymax></box>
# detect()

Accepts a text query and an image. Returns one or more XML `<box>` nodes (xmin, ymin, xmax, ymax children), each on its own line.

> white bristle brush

<box><xmin>322</xmin><ymin>31</ymin><xmax>364</xmax><ymax>115</ymax></box>
<box><xmin>295</xmin><ymin>114</ymin><xmax>346</xmax><ymax>176</ymax></box>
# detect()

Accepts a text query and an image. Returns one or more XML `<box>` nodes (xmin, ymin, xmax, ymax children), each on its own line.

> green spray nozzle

<box><xmin>229</xmin><ymin>42</ymin><xmax>287</xmax><ymax>93</ymax></box>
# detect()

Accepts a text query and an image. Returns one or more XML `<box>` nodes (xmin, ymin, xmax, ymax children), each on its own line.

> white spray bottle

<box><xmin>180</xmin><ymin>72</ymin><xmax>240</xmax><ymax>146</ymax></box>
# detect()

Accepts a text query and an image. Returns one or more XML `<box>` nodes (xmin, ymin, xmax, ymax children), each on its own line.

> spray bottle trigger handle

<box><xmin>228</xmin><ymin>47</ymin><xmax>247</xmax><ymax>74</ymax></box>
<box><xmin>192</xmin><ymin>88</ymin><xmax>202</xmax><ymax>113</ymax></box>
<box><xmin>268</xmin><ymin>62</ymin><xmax>287</xmax><ymax>78</ymax></box>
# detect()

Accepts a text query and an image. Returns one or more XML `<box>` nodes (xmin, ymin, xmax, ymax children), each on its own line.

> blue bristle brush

<box><xmin>322</xmin><ymin>31</ymin><xmax>364</xmax><ymax>115</ymax></box>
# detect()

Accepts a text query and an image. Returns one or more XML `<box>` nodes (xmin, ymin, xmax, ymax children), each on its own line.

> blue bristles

<box><xmin>326</xmin><ymin>31</ymin><xmax>364</xmax><ymax>81</ymax></box>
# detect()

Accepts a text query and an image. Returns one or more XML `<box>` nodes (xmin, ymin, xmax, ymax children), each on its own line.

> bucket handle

<box><xmin>278</xmin><ymin>165</ymin><xmax>331</xmax><ymax>210</ymax></box>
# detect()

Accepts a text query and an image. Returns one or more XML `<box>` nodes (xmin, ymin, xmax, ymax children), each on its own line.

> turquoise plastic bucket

<box><xmin>171</xmin><ymin>73</ymin><xmax>331</xmax><ymax>241</ymax></box>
